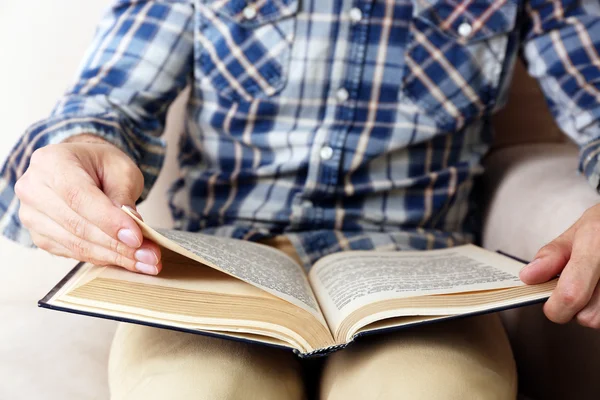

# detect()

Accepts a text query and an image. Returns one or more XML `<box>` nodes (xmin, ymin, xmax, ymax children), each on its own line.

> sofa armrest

<box><xmin>481</xmin><ymin>143</ymin><xmax>598</xmax><ymax>260</ymax></box>
<box><xmin>481</xmin><ymin>143</ymin><xmax>600</xmax><ymax>400</ymax></box>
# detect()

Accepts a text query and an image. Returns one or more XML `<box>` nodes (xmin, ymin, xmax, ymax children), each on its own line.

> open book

<box><xmin>40</xmin><ymin>209</ymin><xmax>557</xmax><ymax>357</ymax></box>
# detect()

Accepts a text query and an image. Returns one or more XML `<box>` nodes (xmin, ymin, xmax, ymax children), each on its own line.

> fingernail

<box><xmin>123</xmin><ymin>205</ymin><xmax>143</xmax><ymax>221</ymax></box>
<box><xmin>521</xmin><ymin>258</ymin><xmax>541</xmax><ymax>273</ymax></box>
<box><xmin>134</xmin><ymin>248</ymin><xmax>158</xmax><ymax>265</ymax></box>
<box><xmin>135</xmin><ymin>262</ymin><xmax>158</xmax><ymax>275</ymax></box>
<box><xmin>117</xmin><ymin>229</ymin><xmax>142</xmax><ymax>248</ymax></box>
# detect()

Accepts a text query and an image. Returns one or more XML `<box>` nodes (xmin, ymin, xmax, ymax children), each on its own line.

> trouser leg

<box><xmin>108</xmin><ymin>323</ymin><xmax>306</xmax><ymax>400</ymax></box>
<box><xmin>320</xmin><ymin>314</ymin><xmax>517</xmax><ymax>400</ymax></box>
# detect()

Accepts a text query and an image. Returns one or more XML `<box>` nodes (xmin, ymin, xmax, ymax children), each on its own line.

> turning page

<box><xmin>123</xmin><ymin>208</ymin><xmax>326</xmax><ymax>324</ymax></box>
<box><xmin>308</xmin><ymin>245</ymin><xmax>527</xmax><ymax>336</ymax></box>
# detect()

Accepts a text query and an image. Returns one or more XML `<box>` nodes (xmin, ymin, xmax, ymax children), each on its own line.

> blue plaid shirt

<box><xmin>2</xmin><ymin>0</ymin><xmax>600</xmax><ymax>268</ymax></box>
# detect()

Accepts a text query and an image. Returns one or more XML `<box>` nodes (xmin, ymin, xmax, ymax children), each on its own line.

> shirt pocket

<box><xmin>196</xmin><ymin>0</ymin><xmax>298</xmax><ymax>102</ymax></box>
<box><xmin>401</xmin><ymin>0</ymin><xmax>519</xmax><ymax>131</ymax></box>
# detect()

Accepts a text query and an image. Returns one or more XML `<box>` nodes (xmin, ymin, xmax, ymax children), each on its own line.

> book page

<box><xmin>123</xmin><ymin>208</ymin><xmax>325</xmax><ymax>322</ymax></box>
<box><xmin>70</xmin><ymin>249</ymin><xmax>277</xmax><ymax>300</ymax></box>
<box><xmin>308</xmin><ymin>245</ymin><xmax>525</xmax><ymax>334</ymax></box>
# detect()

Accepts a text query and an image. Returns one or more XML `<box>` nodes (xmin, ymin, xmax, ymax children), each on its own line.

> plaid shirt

<box><xmin>1</xmin><ymin>0</ymin><xmax>600</xmax><ymax>268</ymax></box>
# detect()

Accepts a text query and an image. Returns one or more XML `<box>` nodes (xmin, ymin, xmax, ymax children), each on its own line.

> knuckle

<box><xmin>113</xmin><ymin>189</ymin><xmax>137</xmax><ymax>206</ymax></box>
<box><xmin>18</xmin><ymin>207</ymin><xmax>32</xmax><ymax>228</ymax></box>
<box><xmin>108</xmin><ymin>238</ymin><xmax>121</xmax><ymax>253</ymax></box>
<box><xmin>14</xmin><ymin>174</ymin><xmax>35</xmax><ymax>202</ymax></box>
<box><xmin>543</xmin><ymin>242</ymin><xmax>561</xmax><ymax>253</ymax></box>
<box><xmin>65</xmin><ymin>215</ymin><xmax>87</xmax><ymax>238</ymax></box>
<box><xmin>108</xmin><ymin>238</ymin><xmax>129</xmax><ymax>256</ymax></box>
<box><xmin>538</xmin><ymin>241</ymin><xmax>563</xmax><ymax>257</ymax></box>
<box><xmin>37</xmin><ymin>242</ymin><xmax>51</xmax><ymax>252</ymax></box>
<box><xmin>111</xmin><ymin>252</ymin><xmax>123</xmax><ymax>267</ymax></box>
<box><xmin>87</xmin><ymin>256</ymin><xmax>107</xmax><ymax>267</ymax></box>
<box><xmin>30</xmin><ymin>145</ymin><xmax>63</xmax><ymax>167</ymax></box>
<box><xmin>121</xmin><ymin>162</ymin><xmax>144</xmax><ymax>193</ymax></box>
<box><xmin>69</xmin><ymin>238</ymin><xmax>90</xmax><ymax>260</ymax></box>
<box><xmin>121</xmin><ymin>159</ymin><xmax>139</xmax><ymax>176</ymax></box>
<box><xmin>111</xmin><ymin>252</ymin><xmax>132</xmax><ymax>269</ymax></box>
<box><xmin>557</xmin><ymin>286</ymin><xmax>586</xmax><ymax>310</ymax></box>
<box><xmin>576</xmin><ymin>311</ymin><xmax>595</xmax><ymax>328</ymax></box>
<box><xmin>64</xmin><ymin>186</ymin><xmax>84</xmax><ymax>211</ymax></box>
<box><xmin>122</xmin><ymin>179</ymin><xmax>142</xmax><ymax>198</ymax></box>
<box><xmin>32</xmin><ymin>235</ymin><xmax>51</xmax><ymax>251</ymax></box>
<box><xmin>29</xmin><ymin>147</ymin><xmax>50</xmax><ymax>165</ymax></box>
<box><xmin>14</xmin><ymin>176</ymin><xmax>27</xmax><ymax>199</ymax></box>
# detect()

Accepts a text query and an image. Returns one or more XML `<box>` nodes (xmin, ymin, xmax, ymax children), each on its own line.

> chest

<box><xmin>191</xmin><ymin>0</ymin><xmax>522</xmax><ymax>132</ymax></box>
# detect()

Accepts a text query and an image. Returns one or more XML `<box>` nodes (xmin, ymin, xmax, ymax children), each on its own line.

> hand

<box><xmin>520</xmin><ymin>204</ymin><xmax>600</xmax><ymax>329</ymax></box>
<box><xmin>14</xmin><ymin>135</ymin><xmax>162</xmax><ymax>275</ymax></box>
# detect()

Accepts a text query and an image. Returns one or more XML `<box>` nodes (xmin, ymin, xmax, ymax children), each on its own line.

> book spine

<box><xmin>297</xmin><ymin>343</ymin><xmax>349</xmax><ymax>358</ymax></box>
<box><xmin>38</xmin><ymin>262</ymin><xmax>85</xmax><ymax>305</ymax></box>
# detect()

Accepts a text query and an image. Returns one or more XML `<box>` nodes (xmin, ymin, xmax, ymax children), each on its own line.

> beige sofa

<box><xmin>1</xmin><ymin>2</ymin><xmax>598</xmax><ymax>399</ymax></box>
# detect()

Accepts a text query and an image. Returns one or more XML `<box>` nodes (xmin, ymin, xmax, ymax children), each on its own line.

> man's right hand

<box><xmin>14</xmin><ymin>135</ymin><xmax>162</xmax><ymax>275</ymax></box>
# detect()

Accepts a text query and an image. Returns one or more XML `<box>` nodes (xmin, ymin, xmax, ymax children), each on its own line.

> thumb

<box><xmin>520</xmin><ymin>228</ymin><xmax>574</xmax><ymax>285</ymax></box>
<box><xmin>100</xmin><ymin>153</ymin><xmax>146</xmax><ymax>228</ymax></box>
<box><xmin>101</xmin><ymin>159</ymin><xmax>145</xmax><ymax>211</ymax></box>
<box><xmin>101</xmin><ymin>162</ymin><xmax>146</xmax><ymax>246</ymax></box>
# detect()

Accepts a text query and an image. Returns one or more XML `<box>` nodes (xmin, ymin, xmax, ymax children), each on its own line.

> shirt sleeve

<box><xmin>521</xmin><ymin>1</ymin><xmax>600</xmax><ymax>191</ymax></box>
<box><xmin>0</xmin><ymin>0</ymin><xmax>194</xmax><ymax>245</ymax></box>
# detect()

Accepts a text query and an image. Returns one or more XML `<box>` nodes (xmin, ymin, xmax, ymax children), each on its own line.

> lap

<box><xmin>109</xmin><ymin>313</ymin><xmax>516</xmax><ymax>400</ymax></box>
<box><xmin>108</xmin><ymin>323</ymin><xmax>306</xmax><ymax>400</ymax></box>
<box><xmin>320</xmin><ymin>313</ymin><xmax>517</xmax><ymax>400</ymax></box>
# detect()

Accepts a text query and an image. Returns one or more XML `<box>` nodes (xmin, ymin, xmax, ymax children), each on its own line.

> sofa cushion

<box><xmin>0</xmin><ymin>239</ymin><xmax>116</xmax><ymax>400</ymax></box>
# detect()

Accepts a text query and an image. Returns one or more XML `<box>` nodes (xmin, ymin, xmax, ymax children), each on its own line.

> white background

<box><xmin>0</xmin><ymin>2</ymin><xmax>183</xmax><ymax>398</ymax></box>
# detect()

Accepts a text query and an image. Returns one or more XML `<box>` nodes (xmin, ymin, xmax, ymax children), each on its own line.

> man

<box><xmin>1</xmin><ymin>0</ymin><xmax>599</xmax><ymax>398</ymax></box>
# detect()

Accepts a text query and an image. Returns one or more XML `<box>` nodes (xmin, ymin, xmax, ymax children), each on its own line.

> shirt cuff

<box><xmin>0</xmin><ymin>113</ymin><xmax>166</xmax><ymax>247</ymax></box>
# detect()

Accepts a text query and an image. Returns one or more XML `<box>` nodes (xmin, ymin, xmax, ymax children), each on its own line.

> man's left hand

<box><xmin>520</xmin><ymin>204</ymin><xmax>600</xmax><ymax>329</ymax></box>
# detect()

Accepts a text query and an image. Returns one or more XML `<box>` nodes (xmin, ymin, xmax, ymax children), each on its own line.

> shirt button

<box><xmin>349</xmin><ymin>7</ymin><xmax>363</xmax><ymax>23</ymax></box>
<box><xmin>335</xmin><ymin>87</ymin><xmax>349</xmax><ymax>103</ymax></box>
<box><xmin>243</xmin><ymin>5</ymin><xmax>257</xmax><ymax>20</ymax></box>
<box><xmin>458</xmin><ymin>22</ymin><xmax>473</xmax><ymax>38</ymax></box>
<box><xmin>319</xmin><ymin>146</ymin><xmax>334</xmax><ymax>161</ymax></box>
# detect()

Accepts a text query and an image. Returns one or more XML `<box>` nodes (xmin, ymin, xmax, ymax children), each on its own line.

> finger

<box><xmin>51</xmin><ymin>171</ymin><xmax>143</xmax><ymax>248</ymax></box>
<box><xmin>22</xmin><ymin>206</ymin><xmax>160</xmax><ymax>274</ymax></box>
<box><xmin>25</xmin><ymin>207</ymin><xmax>135</xmax><ymax>269</ymax></box>
<box><xmin>101</xmin><ymin>159</ymin><xmax>144</xmax><ymax>209</ymax></box>
<box><xmin>134</xmin><ymin>239</ymin><xmax>163</xmax><ymax>267</ymax></box>
<box><xmin>21</xmin><ymin>202</ymin><xmax>161</xmax><ymax>266</ymax></box>
<box><xmin>20</xmin><ymin>199</ymin><xmax>136</xmax><ymax>259</ymax></box>
<box><xmin>520</xmin><ymin>236</ymin><xmax>572</xmax><ymax>284</ymax></box>
<box><xmin>575</xmin><ymin>282</ymin><xmax>600</xmax><ymax>329</ymax></box>
<box><xmin>122</xmin><ymin>205</ymin><xmax>144</xmax><ymax>221</ymax></box>
<box><xmin>53</xmin><ymin>229</ymin><xmax>161</xmax><ymax>275</ymax></box>
<box><xmin>544</xmin><ymin>228</ymin><xmax>600</xmax><ymax>324</ymax></box>
<box><xmin>29</xmin><ymin>231</ymin><xmax>73</xmax><ymax>259</ymax></box>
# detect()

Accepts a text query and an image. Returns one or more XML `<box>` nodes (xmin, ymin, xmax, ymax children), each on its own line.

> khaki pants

<box><xmin>108</xmin><ymin>237</ymin><xmax>517</xmax><ymax>400</ymax></box>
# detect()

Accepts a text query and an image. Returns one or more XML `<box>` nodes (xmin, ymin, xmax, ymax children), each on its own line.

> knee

<box><xmin>109</xmin><ymin>324</ymin><xmax>305</xmax><ymax>400</ymax></box>
<box><xmin>321</xmin><ymin>354</ymin><xmax>516</xmax><ymax>400</ymax></box>
<box><xmin>319</xmin><ymin>319</ymin><xmax>517</xmax><ymax>400</ymax></box>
